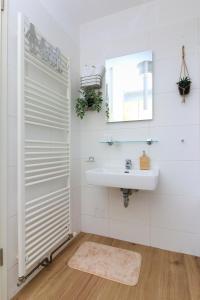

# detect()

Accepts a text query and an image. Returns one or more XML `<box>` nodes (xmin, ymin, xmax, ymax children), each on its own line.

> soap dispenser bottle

<box><xmin>140</xmin><ymin>151</ymin><xmax>150</xmax><ymax>170</ymax></box>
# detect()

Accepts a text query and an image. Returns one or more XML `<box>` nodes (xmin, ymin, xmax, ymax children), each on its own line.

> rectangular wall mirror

<box><xmin>105</xmin><ymin>51</ymin><xmax>153</xmax><ymax>122</ymax></box>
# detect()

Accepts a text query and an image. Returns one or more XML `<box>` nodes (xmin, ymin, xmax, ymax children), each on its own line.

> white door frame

<box><xmin>0</xmin><ymin>0</ymin><xmax>8</xmax><ymax>299</ymax></box>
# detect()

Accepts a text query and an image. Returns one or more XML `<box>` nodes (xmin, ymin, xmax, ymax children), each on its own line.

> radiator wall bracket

<box><xmin>17</xmin><ymin>233</ymin><xmax>75</xmax><ymax>287</ymax></box>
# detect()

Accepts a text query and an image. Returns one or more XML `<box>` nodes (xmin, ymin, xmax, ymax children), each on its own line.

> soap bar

<box><xmin>140</xmin><ymin>151</ymin><xmax>150</xmax><ymax>170</ymax></box>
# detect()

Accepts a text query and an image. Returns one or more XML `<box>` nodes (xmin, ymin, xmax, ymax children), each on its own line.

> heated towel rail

<box><xmin>17</xmin><ymin>14</ymin><xmax>71</xmax><ymax>279</ymax></box>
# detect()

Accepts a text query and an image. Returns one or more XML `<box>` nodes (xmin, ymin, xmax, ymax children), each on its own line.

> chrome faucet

<box><xmin>125</xmin><ymin>159</ymin><xmax>132</xmax><ymax>172</ymax></box>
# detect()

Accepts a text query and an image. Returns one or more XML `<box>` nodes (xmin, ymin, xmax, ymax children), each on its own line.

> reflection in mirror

<box><xmin>105</xmin><ymin>51</ymin><xmax>153</xmax><ymax>122</ymax></box>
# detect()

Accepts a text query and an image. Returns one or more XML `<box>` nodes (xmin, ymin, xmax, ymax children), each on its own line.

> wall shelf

<box><xmin>99</xmin><ymin>139</ymin><xmax>159</xmax><ymax>146</ymax></box>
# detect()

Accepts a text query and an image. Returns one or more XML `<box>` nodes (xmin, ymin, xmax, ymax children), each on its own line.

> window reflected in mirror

<box><xmin>105</xmin><ymin>51</ymin><xmax>153</xmax><ymax>122</ymax></box>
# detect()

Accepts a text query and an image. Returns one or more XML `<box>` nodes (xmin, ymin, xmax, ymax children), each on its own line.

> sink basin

<box><xmin>86</xmin><ymin>167</ymin><xmax>159</xmax><ymax>190</ymax></box>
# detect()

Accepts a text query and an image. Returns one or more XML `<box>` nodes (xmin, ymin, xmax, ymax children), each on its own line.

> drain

<box><xmin>120</xmin><ymin>189</ymin><xmax>138</xmax><ymax>208</ymax></box>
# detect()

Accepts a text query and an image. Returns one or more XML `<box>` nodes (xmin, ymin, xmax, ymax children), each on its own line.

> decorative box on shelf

<box><xmin>80</xmin><ymin>65</ymin><xmax>104</xmax><ymax>89</ymax></box>
<box><xmin>81</xmin><ymin>74</ymin><xmax>102</xmax><ymax>89</ymax></box>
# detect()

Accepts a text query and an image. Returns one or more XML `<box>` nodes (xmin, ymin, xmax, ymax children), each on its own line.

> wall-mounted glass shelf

<box><xmin>99</xmin><ymin>139</ymin><xmax>159</xmax><ymax>146</ymax></box>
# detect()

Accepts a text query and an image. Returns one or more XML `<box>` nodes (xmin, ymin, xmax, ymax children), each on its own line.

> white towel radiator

<box><xmin>17</xmin><ymin>14</ymin><xmax>71</xmax><ymax>280</ymax></box>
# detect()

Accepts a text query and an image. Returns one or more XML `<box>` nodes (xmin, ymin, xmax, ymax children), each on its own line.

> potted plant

<box><xmin>75</xmin><ymin>88</ymin><xmax>103</xmax><ymax>119</ymax></box>
<box><xmin>177</xmin><ymin>46</ymin><xmax>192</xmax><ymax>102</ymax></box>
<box><xmin>177</xmin><ymin>76</ymin><xmax>191</xmax><ymax>96</ymax></box>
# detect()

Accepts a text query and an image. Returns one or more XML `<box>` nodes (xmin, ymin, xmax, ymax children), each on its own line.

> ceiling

<box><xmin>40</xmin><ymin>0</ymin><xmax>151</xmax><ymax>27</ymax></box>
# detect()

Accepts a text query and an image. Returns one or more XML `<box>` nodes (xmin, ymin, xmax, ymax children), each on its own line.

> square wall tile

<box><xmin>110</xmin><ymin>219</ymin><xmax>150</xmax><ymax>246</ymax></box>
<box><xmin>81</xmin><ymin>214</ymin><xmax>109</xmax><ymax>237</ymax></box>
<box><xmin>149</xmin><ymin>194</ymin><xmax>200</xmax><ymax>234</ymax></box>
<box><xmin>149</xmin><ymin>125</ymin><xmax>200</xmax><ymax>161</ymax></box>
<box><xmin>154</xmin><ymin>161</ymin><xmax>200</xmax><ymax>197</ymax></box>
<box><xmin>150</xmin><ymin>90</ymin><xmax>200</xmax><ymax>127</ymax></box>
<box><xmin>150</xmin><ymin>227</ymin><xmax>200</xmax><ymax>256</ymax></box>
<box><xmin>82</xmin><ymin>186</ymin><xmax>109</xmax><ymax>218</ymax></box>
<box><xmin>108</xmin><ymin>189</ymin><xmax>149</xmax><ymax>226</ymax></box>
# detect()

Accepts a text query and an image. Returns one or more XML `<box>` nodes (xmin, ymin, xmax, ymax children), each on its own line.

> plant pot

<box><xmin>178</xmin><ymin>84</ymin><xmax>191</xmax><ymax>96</ymax></box>
<box><xmin>86</xmin><ymin>98</ymin><xmax>95</xmax><ymax>109</ymax></box>
<box><xmin>86</xmin><ymin>106</ymin><xmax>95</xmax><ymax>111</ymax></box>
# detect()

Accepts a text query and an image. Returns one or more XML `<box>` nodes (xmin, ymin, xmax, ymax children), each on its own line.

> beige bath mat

<box><xmin>68</xmin><ymin>241</ymin><xmax>142</xmax><ymax>286</ymax></box>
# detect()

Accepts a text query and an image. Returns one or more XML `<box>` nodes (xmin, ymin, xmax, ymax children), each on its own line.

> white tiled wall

<box><xmin>7</xmin><ymin>0</ymin><xmax>80</xmax><ymax>298</ymax></box>
<box><xmin>80</xmin><ymin>0</ymin><xmax>200</xmax><ymax>257</ymax></box>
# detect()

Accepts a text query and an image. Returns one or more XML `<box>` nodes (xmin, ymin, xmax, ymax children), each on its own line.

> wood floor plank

<box><xmin>13</xmin><ymin>232</ymin><xmax>200</xmax><ymax>300</ymax></box>
<box><xmin>184</xmin><ymin>255</ymin><xmax>200</xmax><ymax>300</ymax></box>
<box><xmin>168</xmin><ymin>252</ymin><xmax>190</xmax><ymax>300</ymax></box>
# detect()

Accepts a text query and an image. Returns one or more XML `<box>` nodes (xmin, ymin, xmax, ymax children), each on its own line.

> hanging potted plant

<box><xmin>177</xmin><ymin>76</ymin><xmax>191</xmax><ymax>96</ymax></box>
<box><xmin>177</xmin><ymin>46</ymin><xmax>192</xmax><ymax>102</ymax></box>
<box><xmin>75</xmin><ymin>88</ymin><xmax>103</xmax><ymax>119</ymax></box>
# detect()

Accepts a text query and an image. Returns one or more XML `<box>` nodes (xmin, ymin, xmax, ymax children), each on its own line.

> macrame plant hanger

<box><xmin>178</xmin><ymin>46</ymin><xmax>191</xmax><ymax>103</ymax></box>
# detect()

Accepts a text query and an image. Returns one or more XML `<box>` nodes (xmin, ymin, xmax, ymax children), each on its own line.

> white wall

<box><xmin>6</xmin><ymin>0</ymin><xmax>200</xmax><ymax>297</ymax></box>
<box><xmin>7</xmin><ymin>0</ymin><xmax>80</xmax><ymax>298</ymax></box>
<box><xmin>80</xmin><ymin>0</ymin><xmax>200</xmax><ymax>257</ymax></box>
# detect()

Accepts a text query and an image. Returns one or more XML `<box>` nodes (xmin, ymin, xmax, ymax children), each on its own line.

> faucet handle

<box><xmin>125</xmin><ymin>158</ymin><xmax>132</xmax><ymax>164</ymax></box>
<box><xmin>125</xmin><ymin>159</ymin><xmax>132</xmax><ymax>169</ymax></box>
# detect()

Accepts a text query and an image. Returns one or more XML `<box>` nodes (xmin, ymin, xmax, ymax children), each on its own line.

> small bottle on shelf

<box><xmin>140</xmin><ymin>151</ymin><xmax>150</xmax><ymax>170</ymax></box>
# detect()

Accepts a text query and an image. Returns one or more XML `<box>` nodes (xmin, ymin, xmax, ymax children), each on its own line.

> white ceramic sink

<box><xmin>86</xmin><ymin>167</ymin><xmax>159</xmax><ymax>190</ymax></box>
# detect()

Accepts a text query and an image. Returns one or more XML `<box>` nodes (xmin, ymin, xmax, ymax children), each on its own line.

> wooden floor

<box><xmin>13</xmin><ymin>232</ymin><xmax>200</xmax><ymax>300</ymax></box>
